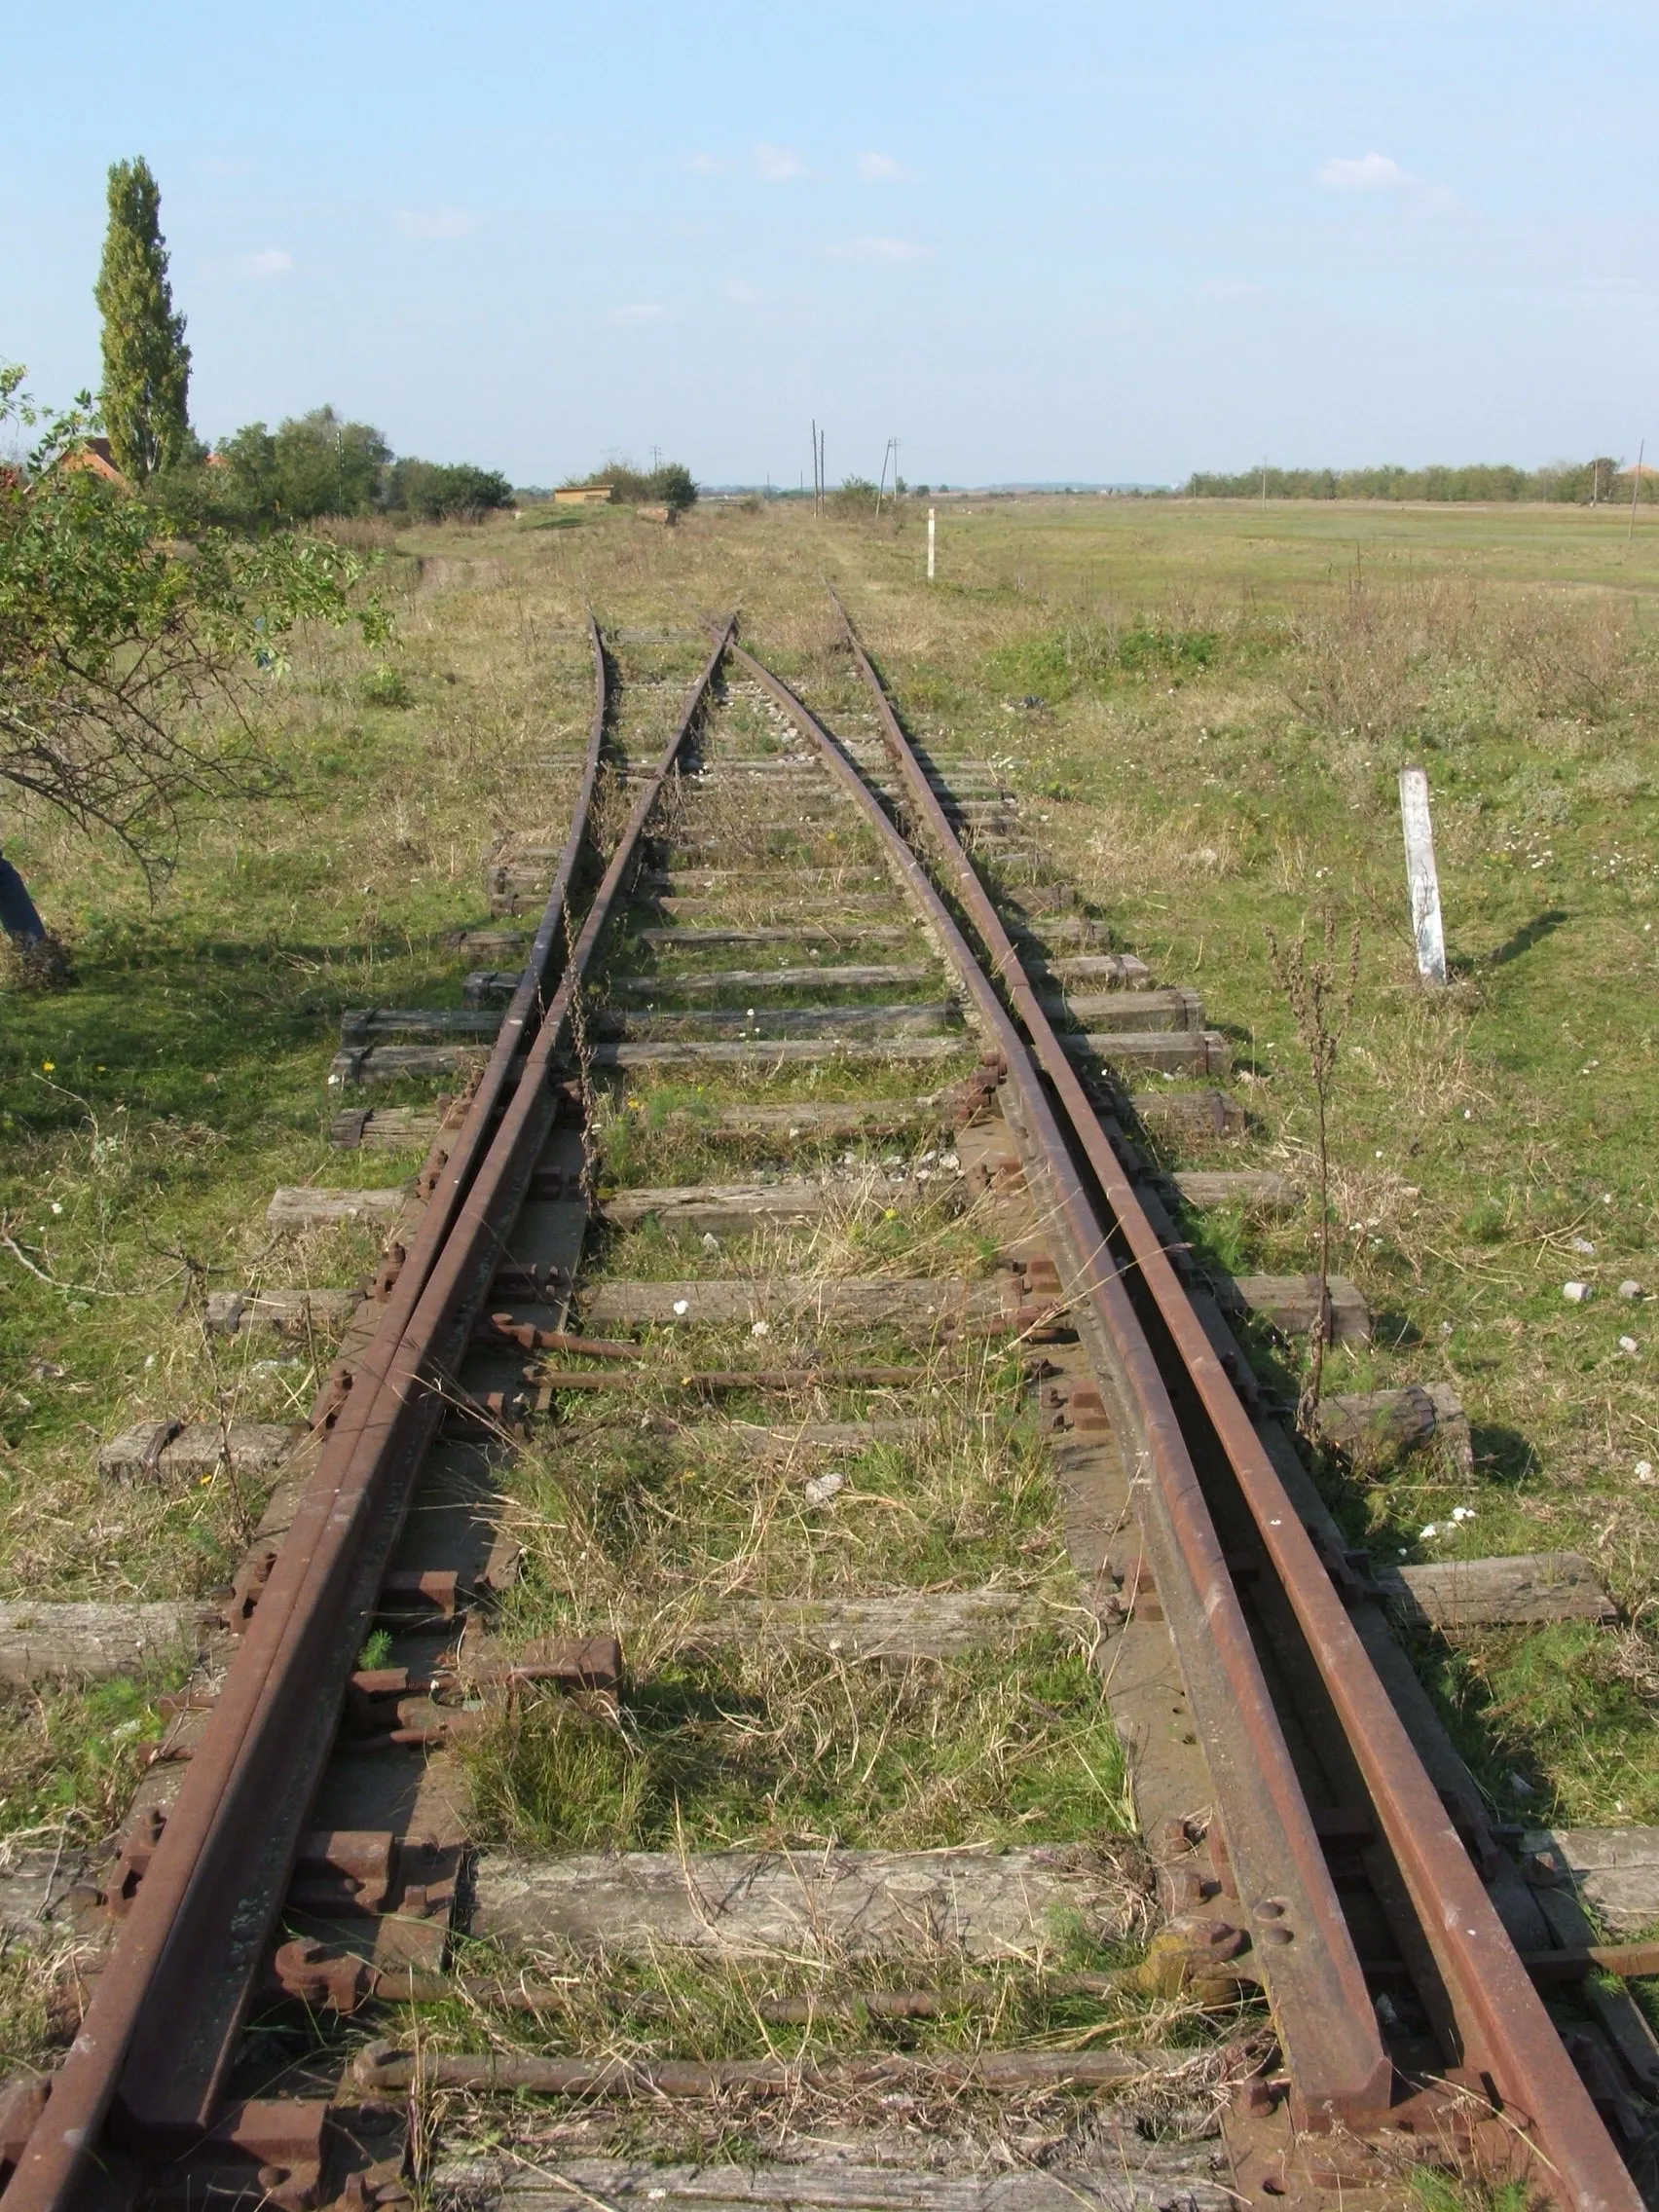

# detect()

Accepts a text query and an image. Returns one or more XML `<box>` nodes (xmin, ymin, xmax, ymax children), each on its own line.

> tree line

<box><xmin>203</xmin><ymin>412</ymin><xmax>513</xmax><ymax>527</ymax></box>
<box><xmin>1186</xmin><ymin>460</ymin><xmax>1646</xmax><ymax>504</ymax></box>
<box><xmin>89</xmin><ymin>156</ymin><xmax>511</xmax><ymax>525</ymax></box>
<box><xmin>2</xmin><ymin>154</ymin><xmax>705</xmax><ymax>952</ymax></box>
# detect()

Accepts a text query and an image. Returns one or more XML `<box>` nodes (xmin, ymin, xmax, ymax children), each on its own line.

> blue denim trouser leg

<box><xmin>0</xmin><ymin>852</ymin><xmax>45</xmax><ymax>942</ymax></box>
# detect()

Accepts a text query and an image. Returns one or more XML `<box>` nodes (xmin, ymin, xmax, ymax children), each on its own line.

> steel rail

<box><xmin>3</xmin><ymin>617</ymin><xmax>736</xmax><ymax>2212</ymax></box>
<box><xmin>724</xmin><ymin>638</ymin><xmax>1387</xmax><ymax>2128</ymax></box>
<box><xmin>818</xmin><ymin>600</ymin><xmax>1639</xmax><ymax>2212</ymax></box>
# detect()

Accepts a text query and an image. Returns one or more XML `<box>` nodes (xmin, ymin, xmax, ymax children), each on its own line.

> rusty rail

<box><xmin>2</xmin><ymin>617</ymin><xmax>736</xmax><ymax>2212</ymax></box>
<box><xmin>769</xmin><ymin>599</ymin><xmax>1641</xmax><ymax>2212</ymax></box>
<box><xmin>727</xmin><ymin>636</ymin><xmax>1388</xmax><ymax>2128</ymax></box>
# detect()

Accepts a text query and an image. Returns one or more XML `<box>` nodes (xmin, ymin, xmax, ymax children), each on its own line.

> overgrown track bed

<box><xmin>0</xmin><ymin>610</ymin><xmax>1652</xmax><ymax>2212</ymax></box>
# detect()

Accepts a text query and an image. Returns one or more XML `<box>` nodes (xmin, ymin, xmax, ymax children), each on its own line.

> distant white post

<box><xmin>927</xmin><ymin>506</ymin><xmax>937</xmax><ymax>580</ymax></box>
<box><xmin>1398</xmin><ymin>765</ymin><xmax>1447</xmax><ymax>985</ymax></box>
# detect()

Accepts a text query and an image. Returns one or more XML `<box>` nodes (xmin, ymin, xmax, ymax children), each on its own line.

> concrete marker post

<box><xmin>1398</xmin><ymin>764</ymin><xmax>1447</xmax><ymax>985</ymax></box>
<box><xmin>927</xmin><ymin>506</ymin><xmax>936</xmax><ymax>580</ymax></box>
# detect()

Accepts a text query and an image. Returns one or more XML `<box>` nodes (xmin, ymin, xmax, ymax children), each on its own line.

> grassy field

<box><xmin>3</xmin><ymin>491</ymin><xmax>1657</xmax><ymax>1853</ymax></box>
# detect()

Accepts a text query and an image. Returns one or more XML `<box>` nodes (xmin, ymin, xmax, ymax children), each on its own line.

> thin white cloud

<box><xmin>605</xmin><ymin>302</ymin><xmax>669</xmax><ymax>324</ymax></box>
<box><xmin>685</xmin><ymin>151</ymin><xmax>729</xmax><ymax>175</ymax></box>
<box><xmin>825</xmin><ymin>236</ymin><xmax>925</xmax><ymax>264</ymax></box>
<box><xmin>856</xmin><ymin>151</ymin><xmax>915</xmax><ymax>184</ymax></box>
<box><xmin>1318</xmin><ymin>151</ymin><xmax>1407</xmax><ymax>192</ymax></box>
<box><xmin>723</xmin><ymin>276</ymin><xmax>764</xmax><ymax>306</ymax></box>
<box><xmin>752</xmin><ymin>142</ymin><xmax>806</xmax><ymax>181</ymax></box>
<box><xmin>396</xmin><ymin>207</ymin><xmax>478</xmax><ymax>240</ymax></box>
<box><xmin>238</xmin><ymin>248</ymin><xmax>294</xmax><ymax>277</ymax></box>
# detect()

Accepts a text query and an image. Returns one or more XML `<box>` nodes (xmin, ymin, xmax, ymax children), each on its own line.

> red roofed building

<box><xmin>57</xmin><ymin>437</ymin><xmax>133</xmax><ymax>493</ymax></box>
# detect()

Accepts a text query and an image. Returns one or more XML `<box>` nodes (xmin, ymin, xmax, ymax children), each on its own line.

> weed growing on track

<box><xmin>498</xmin><ymin>1369</ymin><xmax>1063</xmax><ymax>1613</ymax></box>
<box><xmin>0</xmin><ymin>1936</ymin><xmax>91</xmax><ymax>2077</ymax></box>
<box><xmin>590</xmin><ymin>1089</ymin><xmax>960</xmax><ymax>1189</ymax></box>
<box><xmin>396</xmin><ymin>1929</ymin><xmax>1256</xmax><ymax>2167</ymax></box>
<box><xmin>467</xmin><ymin>1636</ymin><xmax>1130</xmax><ymax>1856</ymax></box>
<box><xmin>587</xmin><ymin>1174</ymin><xmax>1002</xmax><ymax>1284</ymax></box>
<box><xmin>0</xmin><ymin>1668</ymin><xmax>182</xmax><ymax>1840</ymax></box>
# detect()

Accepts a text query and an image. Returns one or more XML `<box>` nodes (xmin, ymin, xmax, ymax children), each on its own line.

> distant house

<box><xmin>57</xmin><ymin>437</ymin><xmax>133</xmax><ymax>494</ymax></box>
<box><xmin>554</xmin><ymin>484</ymin><xmax>613</xmax><ymax>505</ymax></box>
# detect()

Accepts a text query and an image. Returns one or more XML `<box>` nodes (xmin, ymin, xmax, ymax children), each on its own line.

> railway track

<box><xmin>0</xmin><ymin>606</ymin><xmax>1654</xmax><ymax>2212</ymax></box>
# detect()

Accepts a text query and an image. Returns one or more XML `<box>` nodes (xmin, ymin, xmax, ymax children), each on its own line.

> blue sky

<box><xmin>4</xmin><ymin>2</ymin><xmax>1655</xmax><ymax>486</ymax></box>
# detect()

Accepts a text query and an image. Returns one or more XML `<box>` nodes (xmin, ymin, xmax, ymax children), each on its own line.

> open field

<box><xmin>2</xmin><ymin>485</ymin><xmax>1657</xmax><ymax>1881</ymax></box>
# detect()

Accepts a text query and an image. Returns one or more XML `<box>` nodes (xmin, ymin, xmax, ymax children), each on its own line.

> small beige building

<box><xmin>554</xmin><ymin>485</ymin><xmax>613</xmax><ymax>505</ymax></box>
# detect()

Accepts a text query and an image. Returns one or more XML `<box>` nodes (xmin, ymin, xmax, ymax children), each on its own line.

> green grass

<box><xmin>0</xmin><ymin>1665</ymin><xmax>186</xmax><ymax>1841</ymax></box>
<box><xmin>585</xmin><ymin>1189</ymin><xmax>1001</xmax><ymax>1284</ymax></box>
<box><xmin>6</xmin><ymin>488</ymin><xmax>1658</xmax><ymax>1884</ymax></box>
<box><xmin>496</xmin><ymin>1374</ymin><xmax>1063</xmax><ymax>1613</ymax></box>
<box><xmin>779</xmin><ymin>497</ymin><xmax>1659</xmax><ymax>1829</ymax></box>
<box><xmin>467</xmin><ymin>1638</ymin><xmax>1130</xmax><ymax>1856</ymax></box>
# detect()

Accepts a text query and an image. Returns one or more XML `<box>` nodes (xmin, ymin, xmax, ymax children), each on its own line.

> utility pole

<box><xmin>650</xmin><ymin>444</ymin><xmax>662</xmax><ymax>471</ymax></box>
<box><xmin>1260</xmin><ymin>459</ymin><xmax>1268</xmax><ymax>509</ymax></box>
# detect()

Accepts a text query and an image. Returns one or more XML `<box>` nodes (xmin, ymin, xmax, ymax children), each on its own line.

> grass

<box><xmin>496</xmin><ymin>1347</ymin><xmax>1063</xmax><ymax>1612</ymax></box>
<box><xmin>366</xmin><ymin>1922</ymin><xmax>1251</xmax><ymax>2168</ymax></box>
<box><xmin>425</xmin><ymin>1928</ymin><xmax>1180</xmax><ymax>2059</ymax></box>
<box><xmin>585</xmin><ymin>1173</ymin><xmax>1001</xmax><ymax>1282</ymax></box>
<box><xmin>588</xmin><ymin>1087</ymin><xmax>957</xmax><ymax>1191</ymax></box>
<box><xmin>774</xmin><ymin>498</ymin><xmax>1659</xmax><ymax>1834</ymax></box>
<box><xmin>4</xmin><ymin>491</ymin><xmax>1659</xmax><ymax>2053</ymax></box>
<box><xmin>0</xmin><ymin>1666</ymin><xmax>183</xmax><ymax>1840</ymax></box>
<box><xmin>466</xmin><ymin>1637</ymin><xmax>1131</xmax><ymax>1857</ymax></box>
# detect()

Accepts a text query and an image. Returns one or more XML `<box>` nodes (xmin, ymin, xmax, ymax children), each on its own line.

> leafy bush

<box><xmin>561</xmin><ymin>461</ymin><xmax>698</xmax><ymax>513</ymax></box>
<box><xmin>358</xmin><ymin>664</ymin><xmax>411</xmax><ymax>708</ymax></box>
<box><xmin>216</xmin><ymin>407</ymin><xmax>390</xmax><ymax>522</ymax></box>
<box><xmin>831</xmin><ymin>475</ymin><xmax>879</xmax><ymax>513</ymax></box>
<box><xmin>384</xmin><ymin>458</ymin><xmax>512</xmax><ymax>521</ymax></box>
<box><xmin>0</xmin><ymin>367</ymin><xmax>387</xmax><ymax>877</ymax></box>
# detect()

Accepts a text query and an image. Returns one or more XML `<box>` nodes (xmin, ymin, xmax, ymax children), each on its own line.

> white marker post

<box><xmin>1398</xmin><ymin>764</ymin><xmax>1447</xmax><ymax>985</ymax></box>
<box><xmin>927</xmin><ymin>506</ymin><xmax>937</xmax><ymax>580</ymax></box>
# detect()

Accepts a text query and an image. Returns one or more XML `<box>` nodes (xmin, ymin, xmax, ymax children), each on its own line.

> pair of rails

<box><xmin>1</xmin><ymin>605</ymin><xmax>1639</xmax><ymax>2212</ymax></box>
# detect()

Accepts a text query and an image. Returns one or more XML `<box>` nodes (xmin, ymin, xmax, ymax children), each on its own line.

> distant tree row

<box><xmin>1186</xmin><ymin>460</ymin><xmax>1645</xmax><ymax>503</ymax></box>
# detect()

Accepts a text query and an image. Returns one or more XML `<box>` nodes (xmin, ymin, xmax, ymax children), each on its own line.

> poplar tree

<box><xmin>94</xmin><ymin>157</ymin><xmax>192</xmax><ymax>484</ymax></box>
